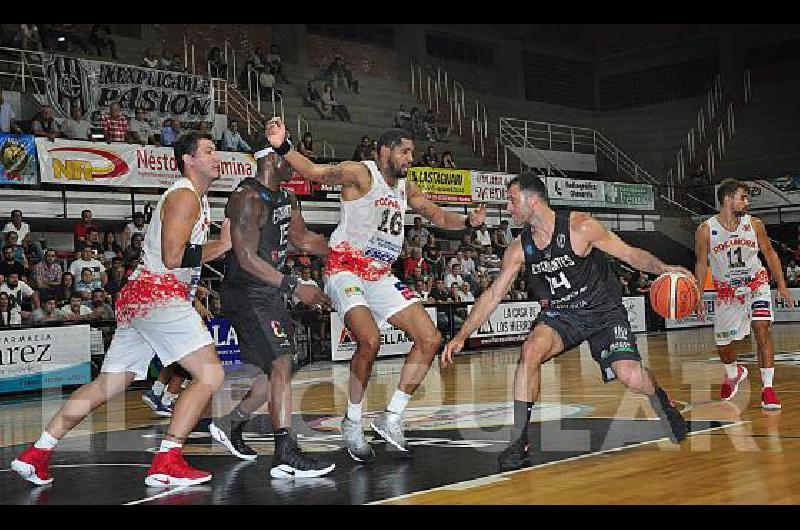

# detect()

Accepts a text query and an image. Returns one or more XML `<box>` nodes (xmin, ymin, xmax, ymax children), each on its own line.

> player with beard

<box><xmin>209</xmin><ymin>146</ymin><xmax>335</xmax><ymax>478</ymax></box>
<box><xmin>694</xmin><ymin>179</ymin><xmax>792</xmax><ymax>409</ymax></box>
<box><xmin>264</xmin><ymin>119</ymin><xmax>486</xmax><ymax>461</ymax></box>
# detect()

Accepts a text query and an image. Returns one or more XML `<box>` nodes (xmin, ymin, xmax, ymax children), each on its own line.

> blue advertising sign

<box><xmin>0</xmin><ymin>133</ymin><xmax>39</xmax><ymax>185</ymax></box>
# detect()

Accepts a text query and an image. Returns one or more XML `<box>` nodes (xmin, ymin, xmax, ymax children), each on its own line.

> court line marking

<box><xmin>367</xmin><ymin>420</ymin><xmax>749</xmax><ymax>505</ymax></box>
<box><xmin>124</xmin><ymin>486</ymin><xmax>190</xmax><ymax>505</ymax></box>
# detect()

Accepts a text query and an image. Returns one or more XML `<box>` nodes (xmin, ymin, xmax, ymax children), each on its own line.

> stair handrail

<box><xmin>297</xmin><ymin>114</ymin><xmax>310</xmax><ymax>142</ymax></box>
<box><xmin>0</xmin><ymin>46</ymin><xmax>47</xmax><ymax>96</ymax></box>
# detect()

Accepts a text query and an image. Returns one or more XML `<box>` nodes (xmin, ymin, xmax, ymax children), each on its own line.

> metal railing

<box><xmin>297</xmin><ymin>114</ymin><xmax>310</xmax><ymax>142</ymax></box>
<box><xmin>0</xmin><ymin>46</ymin><xmax>46</xmax><ymax>96</ymax></box>
<box><xmin>211</xmin><ymin>77</ymin><xmax>266</xmax><ymax>137</ymax></box>
<box><xmin>409</xmin><ymin>60</ymin><xmax>469</xmax><ymax>140</ymax></box>
<box><xmin>322</xmin><ymin>140</ymin><xmax>335</xmax><ymax>158</ymax></box>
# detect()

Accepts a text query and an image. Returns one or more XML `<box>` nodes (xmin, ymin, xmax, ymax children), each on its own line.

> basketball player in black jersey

<box><xmin>209</xmin><ymin>146</ymin><xmax>335</xmax><ymax>478</ymax></box>
<box><xmin>442</xmin><ymin>173</ymin><xmax>691</xmax><ymax>471</ymax></box>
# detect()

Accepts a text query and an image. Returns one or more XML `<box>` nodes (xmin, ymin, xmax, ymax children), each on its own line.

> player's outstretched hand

<box><xmin>778</xmin><ymin>286</ymin><xmax>795</xmax><ymax>307</ymax></box>
<box><xmin>469</xmin><ymin>203</ymin><xmax>487</xmax><ymax>227</ymax></box>
<box><xmin>441</xmin><ymin>336</ymin><xmax>465</xmax><ymax>368</ymax></box>
<box><xmin>295</xmin><ymin>284</ymin><xmax>331</xmax><ymax>311</ymax></box>
<box><xmin>265</xmin><ymin>117</ymin><xmax>286</xmax><ymax>148</ymax></box>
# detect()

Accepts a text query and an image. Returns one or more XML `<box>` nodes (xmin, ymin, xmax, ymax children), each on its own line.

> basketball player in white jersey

<box><xmin>694</xmin><ymin>178</ymin><xmax>793</xmax><ymax>409</ymax></box>
<box><xmin>11</xmin><ymin>132</ymin><xmax>232</xmax><ymax>486</ymax></box>
<box><xmin>265</xmin><ymin>118</ymin><xmax>486</xmax><ymax>461</ymax></box>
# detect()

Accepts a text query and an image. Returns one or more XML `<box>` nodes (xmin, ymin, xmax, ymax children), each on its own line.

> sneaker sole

<box><xmin>11</xmin><ymin>459</ymin><xmax>53</xmax><ymax>486</ymax></box>
<box><xmin>370</xmin><ymin>422</ymin><xmax>409</xmax><ymax>453</ymax></box>
<box><xmin>144</xmin><ymin>473</ymin><xmax>212</xmax><ymax>487</ymax></box>
<box><xmin>270</xmin><ymin>463</ymin><xmax>336</xmax><ymax>479</ymax></box>
<box><xmin>142</xmin><ymin>395</ymin><xmax>160</xmax><ymax>412</ymax></box>
<box><xmin>154</xmin><ymin>409</ymin><xmax>173</xmax><ymax>417</ymax></box>
<box><xmin>761</xmin><ymin>402</ymin><xmax>782</xmax><ymax>410</ymax></box>
<box><xmin>346</xmin><ymin>447</ymin><xmax>375</xmax><ymax>463</ymax></box>
<box><xmin>721</xmin><ymin>366</ymin><xmax>749</xmax><ymax>401</ymax></box>
<box><xmin>209</xmin><ymin>422</ymin><xmax>258</xmax><ymax>461</ymax></box>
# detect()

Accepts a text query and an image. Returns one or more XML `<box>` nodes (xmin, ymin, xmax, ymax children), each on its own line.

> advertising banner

<box><xmin>407</xmin><ymin>167</ymin><xmax>472</xmax><ymax>204</ymax></box>
<box><xmin>547</xmin><ymin>177</ymin><xmax>654</xmax><ymax>211</ymax></box>
<box><xmin>0</xmin><ymin>133</ymin><xmax>39</xmax><ymax>185</ymax></box>
<box><xmin>331</xmin><ymin>307</ymin><xmax>437</xmax><ymax>361</ymax></box>
<box><xmin>206</xmin><ymin>317</ymin><xmax>242</xmax><ymax>368</ymax></box>
<box><xmin>471</xmin><ymin>171</ymin><xmax>516</xmax><ymax>204</ymax></box>
<box><xmin>665</xmin><ymin>289</ymin><xmax>800</xmax><ymax>329</ymax></box>
<box><xmin>0</xmin><ymin>325</ymin><xmax>91</xmax><ymax>394</ymax></box>
<box><xmin>467</xmin><ymin>301</ymin><xmax>542</xmax><ymax>348</ymax></box>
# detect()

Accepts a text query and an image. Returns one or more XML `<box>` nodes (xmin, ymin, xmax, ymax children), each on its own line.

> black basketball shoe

<box><xmin>498</xmin><ymin>437</ymin><xmax>531</xmax><ymax>472</ymax></box>
<box><xmin>210</xmin><ymin>419</ymin><xmax>258</xmax><ymax>461</ymax></box>
<box><xmin>649</xmin><ymin>388</ymin><xmax>688</xmax><ymax>443</ymax></box>
<box><xmin>270</xmin><ymin>434</ymin><xmax>336</xmax><ymax>478</ymax></box>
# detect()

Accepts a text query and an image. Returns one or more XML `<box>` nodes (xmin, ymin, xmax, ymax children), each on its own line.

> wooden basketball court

<box><xmin>2</xmin><ymin>323</ymin><xmax>800</xmax><ymax>505</ymax></box>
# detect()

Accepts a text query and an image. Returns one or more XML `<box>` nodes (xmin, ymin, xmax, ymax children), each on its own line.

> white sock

<box><xmin>724</xmin><ymin>363</ymin><xmax>738</xmax><ymax>379</ymax></box>
<box><xmin>162</xmin><ymin>391</ymin><xmax>178</xmax><ymax>406</ymax></box>
<box><xmin>386</xmin><ymin>390</ymin><xmax>412</xmax><ymax>415</ymax></box>
<box><xmin>34</xmin><ymin>431</ymin><xmax>58</xmax><ymax>450</ymax></box>
<box><xmin>159</xmin><ymin>439</ymin><xmax>182</xmax><ymax>453</ymax></box>
<box><xmin>347</xmin><ymin>401</ymin><xmax>362</xmax><ymax>423</ymax></box>
<box><xmin>761</xmin><ymin>367</ymin><xmax>775</xmax><ymax>388</ymax></box>
<box><xmin>152</xmin><ymin>381</ymin><xmax>166</xmax><ymax>396</ymax></box>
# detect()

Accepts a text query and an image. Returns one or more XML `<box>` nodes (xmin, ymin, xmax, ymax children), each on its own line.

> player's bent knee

<box><xmin>354</xmin><ymin>333</ymin><xmax>381</xmax><ymax>356</ymax></box>
<box><xmin>417</xmin><ymin>329</ymin><xmax>442</xmax><ymax>354</ymax></box>
<box><xmin>520</xmin><ymin>339</ymin><xmax>548</xmax><ymax>366</ymax></box>
<box><xmin>614</xmin><ymin>363</ymin><xmax>644</xmax><ymax>390</ymax></box>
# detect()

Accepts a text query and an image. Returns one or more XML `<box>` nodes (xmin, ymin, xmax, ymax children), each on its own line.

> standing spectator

<box><xmin>474</xmin><ymin>224</ymin><xmax>493</xmax><ymax>251</ymax></box>
<box><xmin>265</xmin><ymin>44</ymin><xmax>289</xmax><ymax>83</ymax></box>
<box><xmin>249</xmin><ymin>46</ymin><xmax>266</xmax><ymax>73</ymax></box>
<box><xmin>55</xmin><ymin>272</ymin><xmax>76</xmax><ymax>306</ymax></box>
<box><xmin>100</xmin><ymin>103</ymin><xmax>129</xmax><ymax>143</ymax></box>
<box><xmin>101</xmin><ymin>230</ymin><xmax>123</xmax><ymax>261</ymax></box>
<box><xmin>1</xmin><ymin>272</ymin><xmax>39</xmax><ymax>313</ymax></box>
<box><xmin>0</xmin><ymin>90</ymin><xmax>16</xmax><ymax>133</ymax></box>
<box><xmin>160</xmin><ymin>117</ymin><xmax>180</xmax><ymax>147</ymax></box>
<box><xmin>58</xmin><ymin>293</ymin><xmax>92</xmax><ymax>321</ymax></box>
<box><xmin>142</xmin><ymin>48</ymin><xmax>159</xmax><ymax>68</ymax></box>
<box><xmin>73</xmin><ymin>209</ymin><xmax>99</xmax><ymax>248</ymax></box>
<box><xmin>88</xmin><ymin>288</ymin><xmax>114</xmax><ymax>320</ymax></box>
<box><xmin>89</xmin><ymin>24</ymin><xmax>117</xmax><ymax>59</ymax></box>
<box><xmin>441</xmin><ymin>151</ymin><xmax>456</xmax><ymax>169</ymax></box>
<box><xmin>59</xmin><ymin>105</ymin><xmax>92</xmax><ymax>141</ymax></box>
<box><xmin>123</xmin><ymin>232</ymin><xmax>144</xmax><ymax>265</ymax></box>
<box><xmin>0</xmin><ymin>292</ymin><xmax>21</xmax><ymax>327</ymax></box>
<box><xmin>352</xmin><ymin>136</ymin><xmax>372</xmax><ymax>161</ymax></box>
<box><xmin>321</xmin><ymin>84</ymin><xmax>351</xmax><ymax>122</ymax></box>
<box><xmin>424</xmin><ymin>246</ymin><xmax>445</xmax><ymax>279</ymax></box>
<box><xmin>297</xmin><ymin>131</ymin><xmax>316</xmax><ymax>160</ymax></box>
<box><xmin>31</xmin><ymin>104</ymin><xmax>59</xmax><ymax>140</ymax></box>
<box><xmin>32</xmin><ymin>296</ymin><xmax>61</xmax><ymax>323</ymax></box>
<box><xmin>33</xmin><ymin>248</ymin><xmax>63</xmax><ymax>297</ymax></box>
<box><xmin>787</xmin><ymin>259</ymin><xmax>800</xmax><ymax>288</ymax></box>
<box><xmin>207</xmin><ymin>46</ymin><xmax>228</xmax><ymax>78</ymax></box>
<box><xmin>0</xmin><ymin>244</ymin><xmax>27</xmax><ymax>283</ymax></box>
<box><xmin>421</xmin><ymin>145</ymin><xmax>439</xmax><ymax>167</ymax></box>
<box><xmin>128</xmin><ymin>108</ymin><xmax>155</xmax><ymax>145</ymax></box>
<box><xmin>122</xmin><ymin>211</ymin><xmax>148</xmax><ymax>249</ymax></box>
<box><xmin>221</xmin><ymin>120</ymin><xmax>251</xmax><ymax>152</ymax></box>
<box><xmin>69</xmin><ymin>247</ymin><xmax>108</xmax><ymax>286</ymax></box>
<box><xmin>258</xmin><ymin>68</ymin><xmax>281</xmax><ymax>100</ymax></box>
<box><xmin>406</xmin><ymin>216</ymin><xmax>430</xmax><ymax>245</ymax></box>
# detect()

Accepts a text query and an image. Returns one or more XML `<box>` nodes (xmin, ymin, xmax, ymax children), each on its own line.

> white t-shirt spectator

<box><xmin>458</xmin><ymin>291</ymin><xmax>475</xmax><ymax>303</ymax></box>
<box><xmin>444</xmin><ymin>273</ymin><xmax>464</xmax><ymax>289</ymax></box>
<box><xmin>460</xmin><ymin>257</ymin><xmax>476</xmax><ymax>277</ymax></box>
<box><xmin>407</xmin><ymin>227</ymin><xmax>430</xmax><ymax>245</ymax></box>
<box><xmin>1</xmin><ymin>280</ymin><xmax>34</xmax><ymax>322</ymax></box>
<box><xmin>0</xmin><ymin>99</ymin><xmax>15</xmax><ymax>132</ymax></box>
<box><xmin>3</xmin><ymin>221</ymin><xmax>30</xmax><ymax>242</ymax></box>
<box><xmin>58</xmin><ymin>305</ymin><xmax>92</xmax><ymax>319</ymax></box>
<box><xmin>70</xmin><ymin>258</ymin><xmax>106</xmax><ymax>282</ymax></box>
<box><xmin>475</xmin><ymin>228</ymin><xmax>492</xmax><ymax>247</ymax></box>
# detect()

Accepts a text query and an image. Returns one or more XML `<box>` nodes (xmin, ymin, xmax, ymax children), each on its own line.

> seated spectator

<box><xmin>421</xmin><ymin>145</ymin><xmax>439</xmax><ymax>167</ymax></box>
<box><xmin>493</xmin><ymin>220</ymin><xmax>511</xmax><ymax>255</ymax></box>
<box><xmin>444</xmin><ymin>263</ymin><xmax>465</xmax><ymax>289</ymax></box>
<box><xmin>441</xmin><ymin>151</ymin><xmax>456</xmax><ymax>169</ymax></box>
<box><xmin>476</xmin><ymin>275</ymin><xmax>492</xmax><ymax>297</ymax></box>
<box><xmin>76</xmin><ymin>267</ymin><xmax>102</xmax><ymax>299</ymax></box>
<box><xmin>422</xmin><ymin>233</ymin><xmax>438</xmax><ymax>257</ymax></box>
<box><xmin>406</xmin><ymin>216</ymin><xmax>430</xmax><ymax>245</ymax></box>
<box><xmin>428</xmin><ymin>279</ymin><xmax>451</xmax><ymax>303</ymax></box>
<box><xmin>5</xmin><ymin>231</ymin><xmax>29</xmax><ymax>269</ymax></box>
<box><xmin>58</xmin><ymin>293</ymin><xmax>92</xmax><ymax>321</ymax></box>
<box><xmin>142</xmin><ymin>48</ymin><xmax>159</xmax><ymax>68</ymax></box>
<box><xmin>33</xmin><ymin>248</ymin><xmax>63</xmax><ymax>297</ymax></box>
<box><xmin>160</xmin><ymin>118</ymin><xmax>180</xmax><ymax>147</ymax></box>
<box><xmin>127</xmin><ymin>108</ymin><xmax>155</xmax><ymax>145</ymax></box>
<box><xmin>73</xmin><ymin>209</ymin><xmax>99</xmax><ymax>248</ymax></box>
<box><xmin>207</xmin><ymin>46</ymin><xmax>228</xmax><ymax>78</ymax></box>
<box><xmin>788</xmin><ymin>260</ymin><xmax>800</xmax><ymax>288</ymax></box>
<box><xmin>422</xmin><ymin>107</ymin><xmax>447</xmax><ymax>141</ymax></box>
<box><xmin>105</xmin><ymin>262</ymin><xmax>127</xmax><ymax>300</ymax></box>
<box><xmin>297</xmin><ymin>132</ymin><xmax>316</xmax><ymax>160</ymax></box>
<box><xmin>0</xmin><ymin>292</ymin><xmax>21</xmax><ymax>326</ymax></box>
<box><xmin>1</xmin><ymin>272</ymin><xmax>39</xmax><ymax>313</ymax></box>
<box><xmin>31</xmin><ymin>104</ymin><xmax>59</xmax><ymax>140</ymax></box>
<box><xmin>55</xmin><ymin>272</ymin><xmax>76</xmax><ymax>305</ymax></box>
<box><xmin>352</xmin><ymin>136</ymin><xmax>372</xmax><ymax>162</ymax></box>
<box><xmin>126</xmin><ymin>252</ymin><xmax>142</xmax><ymax>277</ymax></box>
<box><xmin>474</xmin><ymin>224</ymin><xmax>493</xmax><ymax>251</ymax></box>
<box><xmin>48</xmin><ymin>24</ymin><xmax>91</xmax><ymax>54</ymax></box>
<box><xmin>618</xmin><ymin>273</ymin><xmax>633</xmax><ymax>296</ymax></box>
<box><xmin>101</xmin><ymin>230</ymin><xmax>123</xmax><ymax>261</ymax></box>
<box><xmin>458</xmin><ymin>233</ymin><xmax>478</xmax><ymax>253</ymax></box>
<box><xmin>124</xmin><ymin>232</ymin><xmax>145</xmax><ymax>264</ymax></box>
<box><xmin>60</xmin><ymin>105</ymin><xmax>92</xmax><ymax>141</ymax></box>
<box><xmin>322</xmin><ymin>84</ymin><xmax>351</xmax><ymax>122</ymax></box>
<box><xmin>342</xmin><ymin>59</ymin><xmax>359</xmax><ymax>94</ymax></box>
<box><xmin>395</xmin><ymin>103</ymin><xmax>412</xmax><ymax>129</ymax></box>
<box><xmin>634</xmin><ymin>275</ymin><xmax>651</xmax><ymax>296</ymax></box>
<box><xmin>0</xmin><ymin>90</ymin><xmax>17</xmax><ymax>133</ymax></box>
<box><xmin>424</xmin><ymin>246</ymin><xmax>445</xmax><ymax>279</ymax></box>
<box><xmin>90</xmin><ymin>24</ymin><xmax>117</xmax><ymax>59</ymax></box>
<box><xmin>402</xmin><ymin>247</ymin><xmax>429</xmax><ymax>280</ymax></box>
<box><xmin>101</xmin><ymin>103</ymin><xmax>129</xmax><ymax>143</ymax></box>
<box><xmin>512</xmin><ymin>279</ymin><xmax>529</xmax><ymax>301</ymax></box>
<box><xmin>76</xmin><ymin>227</ymin><xmax>103</xmax><ymax>254</ymax></box>
<box><xmin>32</xmin><ymin>295</ymin><xmax>61</xmax><ymax>323</ymax></box>
<box><xmin>459</xmin><ymin>282</ymin><xmax>475</xmax><ymax>302</ymax></box>
<box><xmin>88</xmin><ymin>288</ymin><xmax>114</xmax><ymax>320</ymax></box>
<box><xmin>310</xmin><ymin>268</ymin><xmax>323</xmax><ymax>289</ymax></box>
<box><xmin>221</xmin><ymin>120</ymin><xmax>251</xmax><ymax>152</ymax></box>
<box><xmin>70</xmin><ymin>247</ymin><xmax>108</xmax><ymax>286</ymax></box>
<box><xmin>304</xmin><ymin>81</ymin><xmax>331</xmax><ymax>120</ymax></box>
<box><xmin>265</xmin><ymin>44</ymin><xmax>289</xmax><ymax>84</ymax></box>
<box><xmin>0</xmin><ymin>244</ymin><xmax>27</xmax><ymax>283</ymax></box>
<box><xmin>122</xmin><ymin>212</ymin><xmax>148</xmax><ymax>249</ymax></box>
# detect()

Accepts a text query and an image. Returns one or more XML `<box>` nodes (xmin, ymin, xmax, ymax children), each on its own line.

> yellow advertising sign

<box><xmin>407</xmin><ymin>167</ymin><xmax>473</xmax><ymax>204</ymax></box>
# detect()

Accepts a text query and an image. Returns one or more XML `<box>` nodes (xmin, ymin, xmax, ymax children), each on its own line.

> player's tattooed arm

<box><xmin>407</xmin><ymin>180</ymin><xmax>487</xmax><ymax>230</ymax></box>
<box><xmin>287</xmin><ymin>194</ymin><xmax>329</xmax><ymax>257</ymax></box>
<box><xmin>227</xmin><ymin>189</ymin><xmax>284</xmax><ymax>288</ymax></box>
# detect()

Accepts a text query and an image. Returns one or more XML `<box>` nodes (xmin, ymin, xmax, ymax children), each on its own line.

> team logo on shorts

<box><xmin>271</xmin><ymin>320</ymin><xmax>287</xmax><ymax>338</ymax></box>
<box><xmin>556</xmin><ymin>234</ymin><xmax>566</xmax><ymax>249</ymax></box>
<box><xmin>344</xmin><ymin>286</ymin><xmax>363</xmax><ymax>297</ymax></box>
<box><xmin>395</xmin><ymin>282</ymin><xmax>418</xmax><ymax>301</ymax></box>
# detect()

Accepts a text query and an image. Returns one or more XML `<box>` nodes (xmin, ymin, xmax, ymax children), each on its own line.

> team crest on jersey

<box><xmin>271</xmin><ymin>320</ymin><xmax>287</xmax><ymax>338</ymax></box>
<box><xmin>743</xmin><ymin>224</ymin><xmax>752</xmax><ymax>232</ymax></box>
<box><xmin>557</xmin><ymin>234</ymin><xmax>566</xmax><ymax>249</ymax></box>
<box><xmin>525</xmin><ymin>244</ymin><xmax>534</xmax><ymax>256</ymax></box>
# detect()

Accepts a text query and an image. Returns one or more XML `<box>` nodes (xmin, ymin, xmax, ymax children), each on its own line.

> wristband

<box><xmin>275</xmin><ymin>139</ymin><xmax>292</xmax><ymax>156</ymax></box>
<box><xmin>279</xmin><ymin>274</ymin><xmax>299</xmax><ymax>295</ymax></box>
<box><xmin>180</xmin><ymin>243</ymin><xmax>202</xmax><ymax>268</ymax></box>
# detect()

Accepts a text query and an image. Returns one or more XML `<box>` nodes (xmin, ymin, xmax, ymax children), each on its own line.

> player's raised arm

<box><xmin>407</xmin><ymin>179</ymin><xmax>487</xmax><ymax>231</ymax></box>
<box><xmin>753</xmin><ymin>217</ymin><xmax>794</xmax><ymax>305</ymax></box>
<box><xmin>265</xmin><ymin>117</ymin><xmax>367</xmax><ymax>189</ymax></box>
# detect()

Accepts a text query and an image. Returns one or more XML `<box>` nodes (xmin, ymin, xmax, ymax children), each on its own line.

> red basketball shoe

<box><xmin>720</xmin><ymin>365</ymin><xmax>748</xmax><ymax>400</ymax></box>
<box><xmin>761</xmin><ymin>387</ymin><xmax>782</xmax><ymax>410</ymax></box>
<box><xmin>12</xmin><ymin>446</ymin><xmax>54</xmax><ymax>486</ymax></box>
<box><xmin>145</xmin><ymin>448</ymin><xmax>212</xmax><ymax>487</ymax></box>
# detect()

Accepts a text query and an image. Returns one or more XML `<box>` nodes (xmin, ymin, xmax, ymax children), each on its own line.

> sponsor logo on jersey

<box><xmin>374</xmin><ymin>197</ymin><xmax>400</xmax><ymax>209</ymax></box>
<box><xmin>271</xmin><ymin>320</ymin><xmax>287</xmax><ymax>338</ymax></box>
<box><xmin>712</xmin><ymin>238</ymin><xmax>757</xmax><ymax>254</ymax></box>
<box><xmin>344</xmin><ymin>286</ymin><xmax>364</xmax><ymax>297</ymax></box>
<box><xmin>529</xmin><ymin>255</ymin><xmax>576</xmax><ymax>275</ymax></box>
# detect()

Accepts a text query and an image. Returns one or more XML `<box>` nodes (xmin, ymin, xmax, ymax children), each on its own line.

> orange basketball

<box><xmin>649</xmin><ymin>273</ymin><xmax>699</xmax><ymax>320</ymax></box>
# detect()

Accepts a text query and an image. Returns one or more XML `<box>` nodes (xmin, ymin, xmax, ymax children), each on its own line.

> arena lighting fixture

<box><xmin>91</xmin><ymin>133</ymin><xmax>105</xmax><ymax>140</ymax></box>
<box><xmin>57</xmin><ymin>37</ymin><xmax>66</xmax><ymax>42</ymax></box>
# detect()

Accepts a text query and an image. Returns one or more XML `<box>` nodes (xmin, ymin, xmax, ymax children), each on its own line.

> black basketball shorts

<box><xmin>220</xmin><ymin>284</ymin><xmax>296</xmax><ymax>374</ymax></box>
<box><xmin>533</xmin><ymin>304</ymin><xmax>642</xmax><ymax>383</ymax></box>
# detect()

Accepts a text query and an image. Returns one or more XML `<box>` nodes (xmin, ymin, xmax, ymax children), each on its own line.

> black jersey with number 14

<box><xmin>521</xmin><ymin>210</ymin><xmax>622</xmax><ymax>312</ymax></box>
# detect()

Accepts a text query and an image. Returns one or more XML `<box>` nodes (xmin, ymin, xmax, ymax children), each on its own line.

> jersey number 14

<box><xmin>546</xmin><ymin>271</ymin><xmax>571</xmax><ymax>295</ymax></box>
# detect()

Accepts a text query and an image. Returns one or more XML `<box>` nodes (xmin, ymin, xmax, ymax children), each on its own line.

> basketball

<box><xmin>649</xmin><ymin>273</ymin><xmax>699</xmax><ymax>320</ymax></box>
